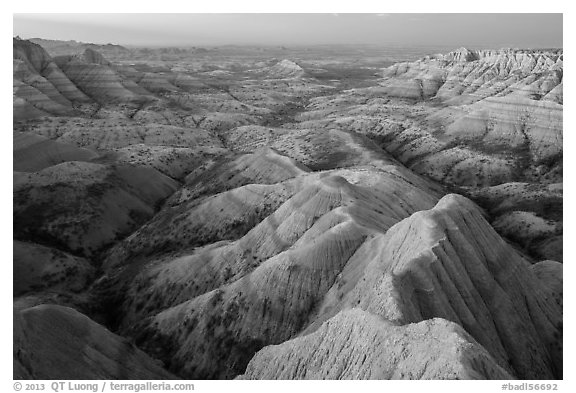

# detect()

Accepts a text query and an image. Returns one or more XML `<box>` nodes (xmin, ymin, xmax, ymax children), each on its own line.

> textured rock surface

<box><xmin>13</xmin><ymin>40</ymin><xmax>562</xmax><ymax>380</ymax></box>
<box><xmin>381</xmin><ymin>48</ymin><xmax>563</xmax><ymax>103</ymax></box>
<box><xmin>238</xmin><ymin>195</ymin><xmax>562</xmax><ymax>380</ymax></box>
<box><xmin>253</xmin><ymin>59</ymin><xmax>308</xmax><ymax>79</ymax></box>
<box><xmin>13</xmin><ymin>304</ymin><xmax>176</xmax><ymax>379</ymax></box>
<box><xmin>13</xmin><ymin>38</ymin><xmax>91</xmax><ymax>108</ymax></box>
<box><xmin>103</xmin><ymin>182</ymin><xmax>295</xmax><ymax>269</ymax></box>
<box><xmin>54</xmin><ymin>51</ymin><xmax>147</xmax><ymax>103</ymax></box>
<box><xmin>240</xmin><ymin>309</ymin><xmax>513</xmax><ymax>380</ymax></box>
<box><xmin>285</xmin><ymin>48</ymin><xmax>562</xmax><ymax>260</ymax></box>
<box><xmin>102</xmin><ymin>163</ymin><xmax>441</xmax><ymax>272</ymax></box>
<box><xmin>113</xmin><ymin>172</ymin><xmax>441</xmax><ymax>378</ymax></box>
<box><xmin>29</xmin><ymin>38</ymin><xmax>131</xmax><ymax>57</ymax></box>
<box><xmin>379</xmin><ymin>48</ymin><xmax>563</xmax><ymax>175</ymax></box>
<box><xmin>313</xmin><ymin>194</ymin><xmax>562</xmax><ymax>379</ymax></box>
<box><xmin>13</xmin><ymin>77</ymin><xmax>73</xmax><ymax>119</ymax></box>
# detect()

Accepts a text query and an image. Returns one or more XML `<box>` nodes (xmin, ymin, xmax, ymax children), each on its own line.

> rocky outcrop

<box><xmin>102</xmin><ymin>162</ymin><xmax>441</xmax><ymax>272</ymax></box>
<box><xmin>112</xmin><ymin>189</ymin><xmax>563</xmax><ymax>380</ymax></box>
<box><xmin>12</xmin><ymin>39</ymin><xmax>153</xmax><ymax>118</ymax></box>
<box><xmin>29</xmin><ymin>37</ymin><xmax>131</xmax><ymax>58</ymax></box>
<box><xmin>13</xmin><ymin>77</ymin><xmax>73</xmax><ymax>119</ymax></box>
<box><xmin>438</xmin><ymin>95</ymin><xmax>562</xmax><ymax>163</ymax></box>
<box><xmin>251</xmin><ymin>59</ymin><xmax>307</xmax><ymax>79</ymax></box>
<box><xmin>236</xmin><ymin>194</ymin><xmax>562</xmax><ymax>380</ymax></box>
<box><xmin>382</xmin><ymin>48</ymin><xmax>563</xmax><ymax>104</ymax></box>
<box><xmin>13</xmin><ymin>304</ymin><xmax>176</xmax><ymax>379</ymax></box>
<box><xmin>55</xmin><ymin>51</ymin><xmax>147</xmax><ymax>103</ymax></box>
<box><xmin>135</xmin><ymin>72</ymin><xmax>181</xmax><ymax>93</ymax></box>
<box><xmin>311</xmin><ymin>194</ymin><xmax>561</xmax><ymax>379</ymax></box>
<box><xmin>112</xmin><ymin>172</ymin><xmax>440</xmax><ymax>378</ymax></box>
<box><xmin>13</xmin><ymin>38</ymin><xmax>91</xmax><ymax>105</ymax></box>
<box><xmin>377</xmin><ymin>48</ymin><xmax>563</xmax><ymax>177</ymax></box>
<box><xmin>240</xmin><ymin>309</ymin><xmax>513</xmax><ymax>380</ymax></box>
<box><xmin>377</xmin><ymin>48</ymin><xmax>563</xmax><ymax>170</ymax></box>
<box><xmin>12</xmin><ymin>41</ymin><xmax>562</xmax><ymax>381</ymax></box>
<box><xmin>76</xmin><ymin>48</ymin><xmax>111</xmax><ymax>66</ymax></box>
<box><xmin>284</xmin><ymin>48</ymin><xmax>562</xmax><ymax>261</ymax></box>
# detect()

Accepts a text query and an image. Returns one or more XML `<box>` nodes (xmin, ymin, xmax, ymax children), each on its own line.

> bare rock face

<box><xmin>110</xmin><ymin>172</ymin><xmax>441</xmax><ymax>379</ymax></box>
<box><xmin>251</xmin><ymin>59</ymin><xmax>307</xmax><ymax>79</ymax></box>
<box><xmin>13</xmin><ymin>73</ymin><xmax>73</xmax><ymax>118</ymax></box>
<box><xmin>101</xmin><ymin>161</ymin><xmax>441</xmax><ymax>279</ymax></box>
<box><xmin>378</xmin><ymin>48</ymin><xmax>563</xmax><ymax>178</ymax></box>
<box><xmin>28</xmin><ymin>38</ymin><xmax>132</xmax><ymax>58</ymax></box>
<box><xmin>286</xmin><ymin>47</ymin><xmax>562</xmax><ymax>261</ymax></box>
<box><xmin>135</xmin><ymin>72</ymin><xmax>181</xmax><ymax>93</ymax></box>
<box><xmin>13</xmin><ymin>304</ymin><xmax>176</xmax><ymax>380</ymax></box>
<box><xmin>54</xmin><ymin>51</ymin><xmax>147</xmax><ymax>103</ymax></box>
<box><xmin>76</xmin><ymin>48</ymin><xmax>111</xmax><ymax>66</ymax></box>
<box><xmin>12</xmin><ymin>39</ymin><xmax>562</xmax><ymax>381</ymax></box>
<box><xmin>382</xmin><ymin>48</ymin><xmax>563</xmax><ymax>103</ymax></box>
<box><xmin>439</xmin><ymin>96</ymin><xmax>562</xmax><ymax>163</ymax></box>
<box><xmin>13</xmin><ymin>39</ymin><xmax>90</xmax><ymax>110</ymax></box>
<box><xmin>14</xmin><ymin>38</ymin><xmax>60</xmax><ymax>76</ymax></box>
<box><xmin>319</xmin><ymin>194</ymin><xmax>561</xmax><ymax>379</ymax></box>
<box><xmin>240</xmin><ymin>309</ymin><xmax>513</xmax><ymax>380</ymax></box>
<box><xmin>237</xmin><ymin>195</ymin><xmax>561</xmax><ymax>380</ymax></box>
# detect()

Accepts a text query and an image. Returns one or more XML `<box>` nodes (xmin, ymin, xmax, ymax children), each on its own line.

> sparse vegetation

<box><xmin>13</xmin><ymin>37</ymin><xmax>562</xmax><ymax>381</ymax></box>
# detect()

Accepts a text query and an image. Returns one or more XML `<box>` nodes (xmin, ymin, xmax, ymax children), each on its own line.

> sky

<box><xmin>13</xmin><ymin>13</ymin><xmax>563</xmax><ymax>48</ymax></box>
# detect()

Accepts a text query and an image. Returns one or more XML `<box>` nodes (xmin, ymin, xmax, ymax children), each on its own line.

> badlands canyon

<box><xmin>13</xmin><ymin>37</ymin><xmax>562</xmax><ymax>380</ymax></box>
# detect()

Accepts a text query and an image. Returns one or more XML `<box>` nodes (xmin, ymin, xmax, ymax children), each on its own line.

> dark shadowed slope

<box><xmin>14</xmin><ymin>304</ymin><xmax>177</xmax><ymax>379</ymax></box>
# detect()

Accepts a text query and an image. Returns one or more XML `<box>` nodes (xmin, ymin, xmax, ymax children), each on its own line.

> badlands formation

<box><xmin>13</xmin><ymin>38</ymin><xmax>562</xmax><ymax>380</ymax></box>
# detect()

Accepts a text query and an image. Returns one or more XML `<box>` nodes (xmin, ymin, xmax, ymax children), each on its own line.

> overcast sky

<box><xmin>13</xmin><ymin>13</ymin><xmax>563</xmax><ymax>48</ymax></box>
